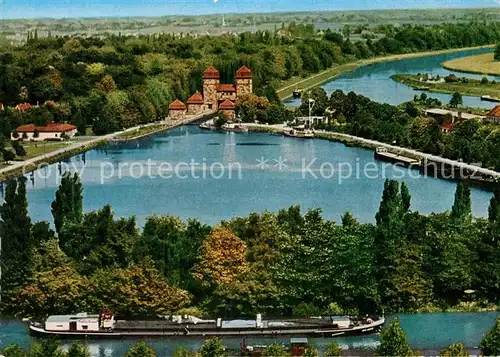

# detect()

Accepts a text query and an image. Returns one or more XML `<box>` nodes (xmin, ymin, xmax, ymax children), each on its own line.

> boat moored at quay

<box><xmin>29</xmin><ymin>311</ymin><xmax>384</xmax><ymax>339</ymax></box>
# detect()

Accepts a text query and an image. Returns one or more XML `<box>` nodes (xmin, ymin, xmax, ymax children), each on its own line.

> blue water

<box><xmin>16</xmin><ymin>126</ymin><xmax>492</xmax><ymax>226</ymax></box>
<box><xmin>285</xmin><ymin>48</ymin><xmax>499</xmax><ymax>108</ymax></box>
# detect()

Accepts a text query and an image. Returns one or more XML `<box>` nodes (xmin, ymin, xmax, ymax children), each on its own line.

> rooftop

<box><xmin>219</xmin><ymin>99</ymin><xmax>236</xmax><ymax>110</ymax></box>
<box><xmin>487</xmin><ymin>105</ymin><xmax>500</xmax><ymax>118</ymax></box>
<box><xmin>169</xmin><ymin>99</ymin><xmax>187</xmax><ymax>110</ymax></box>
<box><xmin>46</xmin><ymin>313</ymin><xmax>99</xmax><ymax>323</ymax></box>
<box><xmin>203</xmin><ymin>66</ymin><xmax>220</xmax><ymax>79</ymax></box>
<box><xmin>16</xmin><ymin>122</ymin><xmax>77</xmax><ymax>133</ymax></box>
<box><xmin>187</xmin><ymin>92</ymin><xmax>204</xmax><ymax>105</ymax></box>
<box><xmin>217</xmin><ymin>84</ymin><xmax>236</xmax><ymax>92</ymax></box>
<box><xmin>236</xmin><ymin>65</ymin><xmax>252</xmax><ymax>79</ymax></box>
<box><xmin>424</xmin><ymin>108</ymin><xmax>485</xmax><ymax>120</ymax></box>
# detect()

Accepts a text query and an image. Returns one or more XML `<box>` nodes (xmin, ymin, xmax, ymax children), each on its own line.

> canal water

<box><xmin>17</xmin><ymin>126</ymin><xmax>493</xmax><ymax>226</ymax></box>
<box><xmin>284</xmin><ymin>48</ymin><xmax>499</xmax><ymax>108</ymax></box>
<box><xmin>1</xmin><ymin>312</ymin><xmax>499</xmax><ymax>355</ymax></box>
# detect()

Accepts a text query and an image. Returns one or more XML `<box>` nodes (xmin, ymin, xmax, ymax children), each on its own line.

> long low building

<box><xmin>12</xmin><ymin>123</ymin><xmax>78</xmax><ymax>141</ymax></box>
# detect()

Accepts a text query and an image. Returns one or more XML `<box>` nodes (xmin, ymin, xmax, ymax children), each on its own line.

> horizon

<box><xmin>1</xmin><ymin>0</ymin><xmax>500</xmax><ymax>20</ymax></box>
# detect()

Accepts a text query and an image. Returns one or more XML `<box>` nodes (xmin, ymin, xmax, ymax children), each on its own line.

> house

<box><xmin>486</xmin><ymin>105</ymin><xmax>500</xmax><ymax>124</ymax></box>
<box><xmin>12</xmin><ymin>122</ymin><xmax>78</xmax><ymax>141</ymax></box>
<box><xmin>168</xmin><ymin>99</ymin><xmax>187</xmax><ymax>121</ymax></box>
<box><xmin>186</xmin><ymin>92</ymin><xmax>204</xmax><ymax>115</ymax></box>
<box><xmin>16</xmin><ymin>103</ymin><xmax>33</xmax><ymax>112</ymax></box>
<box><xmin>219</xmin><ymin>99</ymin><xmax>236</xmax><ymax>120</ymax></box>
<box><xmin>440</xmin><ymin>120</ymin><xmax>454</xmax><ymax>134</ymax></box>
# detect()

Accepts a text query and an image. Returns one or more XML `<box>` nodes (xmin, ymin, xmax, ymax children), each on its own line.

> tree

<box><xmin>29</xmin><ymin>340</ymin><xmax>65</xmax><ymax>357</ymax></box>
<box><xmin>479</xmin><ymin>317</ymin><xmax>500</xmax><ymax>356</ymax></box>
<box><xmin>173</xmin><ymin>346</ymin><xmax>195</xmax><ymax>357</ymax></box>
<box><xmin>439</xmin><ymin>343</ymin><xmax>469</xmax><ymax>357</ymax></box>
<box><xmin>495</xmin><ymin>43</ymin><xmax>500</xmax><ymax>61</ymax></box>
<box><xmin>66</xmin><ymin>342</ymin><xmax>91</xmax><ymax>357</ymax></box>
<box><xmin>449</xmin><ymin>92</ymin><xmax>463</xmax><ymax>108</ymax></box>
<box><xmin>0</xmin><ymin>178</ymin><xmax>32</xmax><ymax>306</ymax></box>
<box><xmin>11</xmin><ymin>140</ymin><xmax>26</xmax><ymax>157</ymax></box>
<box><xmin>199</xmin><ymin>338</ymin><xmax>227</xmax><ymax>357</ymax></box>
<box><xmin>262</xmin><ymin>344</ymin><xmax>288</xmax><ymax>357</ymax></box>
<box><xmin>375</xmin><ymin>319</ymin><xmax>413</xmax><ymax>357</ymax></box>
<box><xmin>3</xmin><ymin>149</ymin><xmax>15</xmax><ymax>162</ymax></box>
<box><xmin>193</xmin><ymin>227</ymin><xmax>249</xmax><ymax>287</ymax></box>
<box><xmin>0</xmin><ymin>344</ymin><xmax>28</xmax><ymax>357</ymax></box>
<box><xmin>324</xmin><ymin>342</ymin><xmax>343</xmax><ymax>357</ymax></box>
<box><xmin>401</xmin><ymin>182</ymin><xmax>411</xmax><ymax>212</ymax></box>
<box><xmin>303</xmin><ymin>346</ymin><xmax>319</xmax><ymax>357</ymax></box>
<box><xmin>51</xmin><ymin>172</ymin><xmax>83</xmax><ymax>234</ymax></box>
<box><xmin>451</xmin><ymin>182</ymin><xmax>471</xmax><ymax>223</ymax></box>
<box><xmin>489</xmin><ymin>188</ymin><xmax>500</xmax><ymax>243</ymax></box>
<box><xmin>124</xmin><ymin>341</ymin><xmax>157</xmax><ymax>357</ymax></box>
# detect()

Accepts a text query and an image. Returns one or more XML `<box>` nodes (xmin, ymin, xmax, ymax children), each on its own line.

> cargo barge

<box><xmin>29</xmin><ymin>311</ymin><xmax>384</xmax><ymax>339</ymax></box>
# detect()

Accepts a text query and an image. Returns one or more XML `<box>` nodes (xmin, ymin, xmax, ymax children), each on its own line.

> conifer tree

<box><xmin>51</xmin><ymin>172</ymin><xmax>83</xmax><ymax>234</ymax></box>
<box><xmin>451</xmin><ymin>182</ymin><xmax>472</xmax><ymax>223</ymax></box>
<box><xmin>0</xmin><ymin>178</ymin><xmax>32</xmax><ymax>303</ymax></box>
<box><xmin>401</xmin><ymin>182</ymin><xmax>411</xmax><ymax>212</ymax></box>
<box><xmin>375</xmin><ymin>319</ymin><xmax>413</xmax><ymax>356</ymax></box>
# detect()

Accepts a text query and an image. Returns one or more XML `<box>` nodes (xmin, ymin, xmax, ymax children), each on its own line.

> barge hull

<box><xmin>29</xmin><ymin>319</ymin><xmax>384</xmax><ymax>339</ymax></box>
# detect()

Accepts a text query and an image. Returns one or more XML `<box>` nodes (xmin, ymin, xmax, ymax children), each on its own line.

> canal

<box><xmin>284</xmin><ymin>47</ymin><xmax>499</xmax><ymax>108</ymax></box>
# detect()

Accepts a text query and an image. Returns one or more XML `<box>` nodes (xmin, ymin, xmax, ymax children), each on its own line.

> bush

<box><xmin>325</xmin><ymin>342</ymin><xmax>343</xmax><ymax>357</ymax></box>
<box><xmin>292</xmin><ymin>302</ymin><xmax>322</xmax><ymax>317</ymax></box>
<box><xmin>481</xmin><ymin>77</ymin><xmax>489</xmax><ymax>85</ymax></box>
<box><xmin>439</xmin><ymin>343</ymin><xmax>469</xmax><ymax>357</ymax></box>
<box><xmin>199</xmin><ymin>338</ymin><xmax>227</xmax><ymax>357</ymax></box>
<box><xmin>375</xmin><ymin>319</ymin><xmax>413</xmax><ymax>357</ymax></box>
<box><xmin>2</xmin><ymin>149</ymin><xmax>15</xmax><ymax>162</ymax></box>
<box><xmin>479</xmin><ymin>317</ymin><xmax>500</xmax><ymax>356</ymax></box>
<box><xmin>262</xmin><ymin>344</ymin><xmax>288</xmax><ymax>357</ymax></box>
<box><xmin>125</xmin><ymin>341</ymin><xmax>157</xmax><ymax>357</ymax></box>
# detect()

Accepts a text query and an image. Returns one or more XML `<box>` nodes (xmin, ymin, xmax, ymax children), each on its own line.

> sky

<box><xmin>1</xmin><ymin>0</ymin><xmax>500</xmax><ymax>19</ymax></box>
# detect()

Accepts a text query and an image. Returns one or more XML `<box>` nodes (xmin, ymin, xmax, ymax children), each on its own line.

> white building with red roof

<box><xmin>12</xmin><ymin>122</ymin><xmax>77</xmax><ymax>141</ymax></box>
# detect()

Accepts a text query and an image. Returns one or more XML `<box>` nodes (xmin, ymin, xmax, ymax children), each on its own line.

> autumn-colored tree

<box><xmin>193</xmin><ymin>227</ymin><xmax>249</xmax><ymax>287</ymax></box>
<box><xmin>89</xmin><ymin>261</ymin><xmax>191</xmax><ymax>315</ymax></box>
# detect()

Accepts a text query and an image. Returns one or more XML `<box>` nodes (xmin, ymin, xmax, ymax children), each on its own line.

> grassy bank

<box><xmin>113</xmin><ymin>123</ymin><xmax>170</xmax><ymax>140</ymax></box>
<box><xmin>442</xmin><ymin>53</ymin><xmax>500</xmax><ymax>76</ymax></box>
<box><xmin>277</xmin><ymin>45</ymin><xmax>495</xmax><ymax>100</ymax></box>
<box><xmin>0</xmin><ymin>140</ymin><xmax>107</xmax><ymax>181</ymax></box>
<box><xmin>391</xmin><ymin>73</ymin><xmax>500</xmax><ymax>98</ymax></box>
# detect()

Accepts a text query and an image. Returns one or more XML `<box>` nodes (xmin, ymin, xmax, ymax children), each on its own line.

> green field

<box><xmin>442</xmin><ymin>53</ymin><xmax>500</xmax><ymax>76</ymax></box>
<box><xmin>391</xmin><ymin>73</ymin><xmax>500</xmax><ymax>99</ymax></box>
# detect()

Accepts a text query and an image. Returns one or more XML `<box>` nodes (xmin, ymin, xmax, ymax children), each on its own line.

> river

<box><xmin>2</xmin><ymin>49</ymin><xmax>500</xmax><ymax>355</ymax></box>
<box><xmin>284</xmin><ymin>48</ymin><xmax>499</xmax><ymax>108</ymax></box>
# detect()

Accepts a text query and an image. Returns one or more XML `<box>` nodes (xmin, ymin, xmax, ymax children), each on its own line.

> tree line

<box><xmin>1</xmin><ymin>21</ymin><xmax>500</xmax><ymax>141</ymax></box>
<box><xmin>300</xmin><ymin>88</ymin><xmax>500</xmax><ymax>171</ymax></box>
<box><xmin>1</xmin><ymin>173</ymin><xmax>500</xmax><ymax>319</ymax></box>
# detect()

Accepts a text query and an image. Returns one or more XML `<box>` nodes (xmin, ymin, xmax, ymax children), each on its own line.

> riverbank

<box><xmin>442</xmin><ymin>53</ymin><xmax>500</xmax><ymax>76</ymax></box>
<box><xmin>391</xmin><ymin>73</ymin><xmax>500</xmax><ymax>99</ymax></box>
<box><xmin>242</xmin><ymin>123</ymin><xmax>500</xmax><ymax>184</ymax></box>
<box><xmin>277</xmin><ymin>45</ymin><xmax>495</xmax><ymax>100</ymax></box>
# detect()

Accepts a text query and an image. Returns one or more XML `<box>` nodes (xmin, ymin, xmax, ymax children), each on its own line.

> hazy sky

<box><xmin>1</xmin><ymin>0</ymin><xmax>500</xmax><ymax>19</ymax></box>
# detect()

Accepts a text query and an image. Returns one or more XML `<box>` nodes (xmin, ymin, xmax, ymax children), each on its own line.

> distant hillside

<box><xmin>1</xmin><ymin>7</ymin><xmax>500</xmax><ymax>43</ymax></box>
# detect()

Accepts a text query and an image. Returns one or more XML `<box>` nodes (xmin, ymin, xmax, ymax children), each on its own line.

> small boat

<box><xmin>413</xmin><ymin>86</ymin><xmax>430</xmax><ymax>91</ymax></box>
<box><xmin>199</xmin><ymin>120</ymin><xmax>216</xmax><ymax>130</ymax></box>
<box><xmin>282</xmin><ymin>127</ymin><xmax>314</xmax><ymax>139</ymax></box>
<box><xmin>293</xmin><ymin>89</ymin><xmax>302</xmax><ymax>98</ymax></box>
<box><xmin>481</xmin><ymin>95</ymin><xmax>500</xmax><ymax>103</ymax></box>
<box><xmin>222</xmin><ymin>123</ymin><xmax>249</xmax><ymax>133</ymax></box>
<box><xmin>29</xmin><ymin>311</ymin><xmax>385</xmax><ymax>339</ymax></box>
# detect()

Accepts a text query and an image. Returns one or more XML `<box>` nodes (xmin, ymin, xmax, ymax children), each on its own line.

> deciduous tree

<box><xmin>375</xmin><ymin>319</ymin><xmax>413</xmax><ymax>357</ymax></box>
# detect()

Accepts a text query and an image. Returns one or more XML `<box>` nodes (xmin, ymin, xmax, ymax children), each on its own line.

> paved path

<box><xmin>243</xmin><ymin>123</ymin><xmax>500</xmax><ymax>179</ymax></box>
